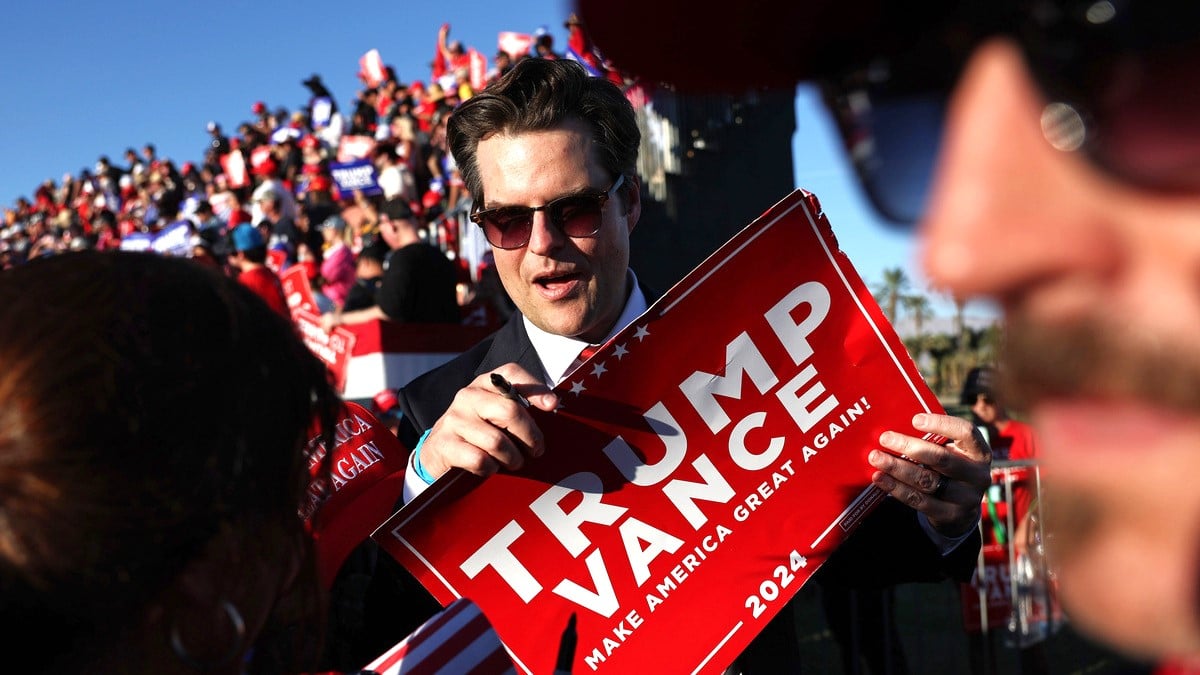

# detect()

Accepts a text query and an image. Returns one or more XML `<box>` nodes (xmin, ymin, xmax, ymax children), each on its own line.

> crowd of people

<box><xmin>0</xmin><ymin>15</ymin><xmax>625</xmax><ymax>333</ymax></box>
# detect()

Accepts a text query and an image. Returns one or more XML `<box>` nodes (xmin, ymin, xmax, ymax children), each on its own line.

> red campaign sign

<box><xmin>280</xmin><ymin>264</ymin><xmax>318</xmax><ymax>316</ymax></box>
<box><xmin>302</xmin><ymin>401</ymin><xmax>409</xmax><ymax>588</ymax></box>
<box><xmin>294</xmin><ymin>308</ymin><xmax>357</xmax><ymax>393</ymax></box>
<box><xmin>374</xmin><ymin>190</ymin><xmax>944</xmax><ymax>674</ymax></box>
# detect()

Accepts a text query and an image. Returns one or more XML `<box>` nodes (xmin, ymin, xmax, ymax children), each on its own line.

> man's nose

<box><xmin>526</xmin><ymin>210</ymin><xmax>565</xmax><ymax>255</ymax></box>
<box><xmin>918</xmin><ymin>40</ymin><xmax>1120</xmax><ymax>306</ymax></box>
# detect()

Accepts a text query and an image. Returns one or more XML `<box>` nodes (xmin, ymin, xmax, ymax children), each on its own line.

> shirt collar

<box><xmin>524</xmin><ymin>270</ymin><xmax>647</xmax><ymax>386</ymax></box>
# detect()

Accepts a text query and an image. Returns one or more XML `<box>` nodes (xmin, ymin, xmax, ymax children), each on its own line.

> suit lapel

<box><xmin>474</xmin><ymin>314</ymin><xmax>545</xmax><ymax>382</ymax></box>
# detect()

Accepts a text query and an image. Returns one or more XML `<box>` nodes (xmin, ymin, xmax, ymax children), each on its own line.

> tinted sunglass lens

<box><xmin>550</xmin><ymin>196</ymin><xmax>604</xmax><ymax>237</ymax></box>
<box><xmin>857</xmin><ymin>95</ymin><xmax>945</xmax><ymax>225</ymax></box>
<box><xmin>486</xmin><ymin>210</ymin><xmax>534</xmax><ymax>249</ymax></box>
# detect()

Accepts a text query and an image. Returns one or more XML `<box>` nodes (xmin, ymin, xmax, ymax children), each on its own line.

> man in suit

<box><xmin>386</xmin><ymin>57</ymin><xmax>990</xmax><ymax>670</ymax></box>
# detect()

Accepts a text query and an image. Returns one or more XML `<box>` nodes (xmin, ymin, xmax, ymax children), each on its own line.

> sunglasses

<box><xmin>817</xmin><ymin>1</ymin><xmax>1200</xmax><ymax>225</ymax></box>
<box><xmin>470</xmin><ymin>174</ymin><xmax>625</xmax><ymax>250</ymax></box>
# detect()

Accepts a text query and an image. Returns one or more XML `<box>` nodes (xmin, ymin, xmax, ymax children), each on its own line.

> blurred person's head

<box><xmin>378</xmin><ymin>197</ymin><xmax>419</xmax><ymax>250</ymax></box>
<box><xmin>230</xmin><ymin>223</ymin><xmax>268</xmax><ymax>267</ymax></box>
<box><xmin>0</xmin><ymin>251</ymin><xmax>341</xmax><ymax>673</ymax></box>
<box><xmin>356</xmin><ymin>240</ymin><xmax>388</xmax><ymax>279</ymax></box>
<box><xmin>960</xmin><ymin>365</ymin><xmax>1008</xmax><ymax>426</ymax></box>
<box><xmin>579</xmin><ymin>0</ymin><xmax>1200</xmax><ymax>660</ymax></box>
<box><xmin>447</xmin><ymin>57</ymin><xmax>641</xmax><ymax>344</ymax></box>
<box><xmin>319</xmin><ymin>214</ymin><xmax>348</xmax><ymax>247</ymax></box>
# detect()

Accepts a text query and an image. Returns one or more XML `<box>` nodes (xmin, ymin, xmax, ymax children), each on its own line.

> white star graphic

<box><xmin>569</xmin><ymin>380</ymin><xmax>586</xmax><ymax>395</ymax></box>
<box><xmin>590</xmin><ymin>361</ymin><xmax>607</xmax><ymax>377</ymax></box>
<box><xmin>633</xmin><ymin>325</ymin><xmax>650</xmax><ymax>341</ymax></box>
<box><xmin>613</xmin><ymin>343</ymin><xmax>629</xmax><ymax>359</ymax></box>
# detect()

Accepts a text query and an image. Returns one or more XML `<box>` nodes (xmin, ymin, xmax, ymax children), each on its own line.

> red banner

<box><xmin>374</xmin><ymin>190</ymin><xmax>944</xmax><ymax>674</ymax></box>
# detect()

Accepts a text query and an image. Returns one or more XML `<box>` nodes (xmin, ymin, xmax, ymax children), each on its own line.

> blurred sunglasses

<box><xmin>471</xmin><ymin>175</ymin><xmax>625</xmax><ymax>250</ymax></box>
<box><xmin>817</xmin><ymin>1</ymin><xmax>1200</xmax><ymax>225</ymax></box>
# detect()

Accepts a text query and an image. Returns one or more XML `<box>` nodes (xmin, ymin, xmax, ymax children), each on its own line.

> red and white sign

<box><xmin>294</xmin><ymin>308</ymin><xmax>357</xmax><ymax>393</ymax></box>
<box><xmin>280</xmin><ymin>264</ymin><xmax>318</xmax><ymax>316</ymax></box>
<box><xmin>360</xmin><ymin>48</ymin><xmax>387</xmax><ymax>88</ymax></box>
<box><xmin>220</xmin><ymin>150</ymin><xmax>249</xmax><ymax>189</ymax></box>
<box><xmin>337</xmin><ymin>135</ymin><xmax>377</xmax><ymax>163</ymax></box>
<box><xmin>469</xmin><ymin>48</ymin><xmax>488</xmax><ymax>92</ymax></box>
<box><xmin>303</xmin><ymin>402</ymin><xmax>409</xmax><ymax>588</ymax></box>
<box><xmin>374</xmin><ymin>190</ymin><xmax>945</xmax><ymax>673</ymax></box>
<box><xmin>498</xmin><ymin>31</ymin><xmax>534</xmax><ymax>60</ymax></box>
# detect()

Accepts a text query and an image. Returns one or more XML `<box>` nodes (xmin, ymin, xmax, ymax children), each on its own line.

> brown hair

<box><xmin>0</xmin><ymin>251</ymin><xmax>341</xmax><ymax>672</ymax></box>
<box><xmin>447</xmin><ymin>58</ymin><xmax>640</xmax><ymax>205</ymax></box>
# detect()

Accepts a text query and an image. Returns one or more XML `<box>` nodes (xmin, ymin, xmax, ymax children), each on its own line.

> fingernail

<box><xmin>879</xmin><ymin>431</ymin><xmax>896</xmax><ymax>445</ymax></box>
<box><xmin>912</xmin><ymin>413</ymin><xmax>928</xmax><ymax>428</ymax></box>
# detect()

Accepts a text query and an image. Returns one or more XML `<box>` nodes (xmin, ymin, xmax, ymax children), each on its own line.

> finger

<box><xmin>486</xmin><ymin>364</ymin><xmax>559</xmax><ymax>412</ymax></box>
<box><xmin>868</xmin><ymin>449</ymin><xmax>945</xmax><ymax>494</ymax></box>
<box><xmin>424</xmin><ymin>407</ymin><xmax>528</xmax><ymax>477</ymax></box>
<box><xmin>871</xmin><ymin>469</ymin><xmax>951</xmax><ymax>513</ymax></box>
<box><xmin>911</xmin><ymin>413</ymin><xmax>991</xmax><ymax>462</ymax></box>
<box><xmin>871</xmin><ymin>469</ymin><xmax>979</xmax><ymax>533</ymax></box>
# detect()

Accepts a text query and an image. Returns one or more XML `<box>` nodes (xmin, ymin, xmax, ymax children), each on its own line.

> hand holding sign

<box><xmin>419</xmin><ymin>363</ymin><xmax>558</xmax><ymax>479</ymax></box>
<box><xmin>868</xmin><ymin>412</ymin><xmax>992</xmax><ymax>536</ymax></box>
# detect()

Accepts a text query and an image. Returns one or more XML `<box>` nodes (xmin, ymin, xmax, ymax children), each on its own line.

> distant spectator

<box><xmin>488</xmin><ymin>50</ymin><xmax>514</xmax><ymax>84</ymax></box>
<box><xmin>342</xmin><ymin>240</ymin><xmax>388</xmax><ymax>312</ymax></box>
<box><xmin>227</xmin><ymin>223</ymin><xmax>289</xmax><ymax>318</ymax></box>
<box><xmin>317</xmin><ymin>214</ymin><xmax>356</xmax><ymax>310</ymax></box>
<box><xmin>374</xmin><ymin>142</ymin><xmax>416</xmax><ymax>204</ymax></box>
<box><xmin>350</xmin><ymin>88</ymin><xmax>379</xmax><ymax>136</ymax></box>
<box><xmin>250</xmin><ymin>160</ymin><xmax>298</xmax><ymax>226</ymax></box>
<box><xmin>533</xmin><ymin>26</ymin><xmax>559</xmax><ymax>59</ymax></box>
<box><xmin>206</xmin><ymin>121</ymin><xmax>230</xmax><ymax>157</ymax></box>
<box><xmin>255</xmin><ymin>186</ymin><xmax>301</xmax><ymax>266</ymax></box>
<box><xmin>322</xmin><ymin>197</ymin><xmax>458</xmax><ymax>330</ymax></box>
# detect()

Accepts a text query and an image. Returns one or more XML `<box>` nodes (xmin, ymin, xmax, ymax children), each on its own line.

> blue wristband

<box><xmin>412</xmin><ymin>428</ymin><xmax>436</xmax><ymax>485</ymax></box>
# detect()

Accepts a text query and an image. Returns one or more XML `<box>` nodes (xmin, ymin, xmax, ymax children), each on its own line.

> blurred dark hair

<box><xmin>0</xmin><ymin>252</ymin><xmax>342</xmax><ymax>672</ymax></box>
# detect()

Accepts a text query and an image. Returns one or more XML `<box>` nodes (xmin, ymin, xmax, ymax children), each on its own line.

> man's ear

<box><xmin>623</xmin><ymin>174</ymin><xmax>641</xmax><ymax>234</ymax></box>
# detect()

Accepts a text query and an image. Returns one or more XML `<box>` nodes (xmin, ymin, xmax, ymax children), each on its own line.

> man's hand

<box><xmin>418</xmin><ymin>363</ymin><xmax>560</xmax><ymax>480</ymax></box>
<box><xmin>320</xmin><ymin>311</ymin><xmax>341</xmax><ymax>333</ymax></box>
<box><xmin>867</xmin><ymin>413</ymin><xmax>992</xmax><ymax>536</ymax></box>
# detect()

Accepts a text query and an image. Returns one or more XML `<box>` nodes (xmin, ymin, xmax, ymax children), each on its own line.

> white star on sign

<box><xmin>613</xmin><ymin>343</ymin><xmax>629</xmax><ymax>359</ymax></box>
<box><xmin>633</xmin><ymin>325</ymin><xmax>650</xmax><ymax>341</ymax></box>
<box><xmin>569</xmin><ymin>380</ymin><xmax>586</xmax><ymax>395</ymax></box>
<box><xmin>591</xmin><ymin>361</ymin><xmax>607</xmax><ymax>377</ymax></box>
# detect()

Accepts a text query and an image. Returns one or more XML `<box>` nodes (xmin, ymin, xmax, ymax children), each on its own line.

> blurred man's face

<box><xmin>475</xmin><ymin>119</ymin><xmax>639</xmax><ymax>344</ymax></box>
<box><xmin>970</xmin><ymin>394</ymin><xmax>1000</xmax><ymax>426</ymax></box>
<box><xmin>921</xmin><ymin>39</ymin><xmax>1200</xmax><ymax>659</ymax></box>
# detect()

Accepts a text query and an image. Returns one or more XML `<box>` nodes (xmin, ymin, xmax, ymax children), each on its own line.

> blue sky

<box><xmin>1</xmin><ymin>0</ymin><xmax>990</xmax><ymax>320</ymax></box>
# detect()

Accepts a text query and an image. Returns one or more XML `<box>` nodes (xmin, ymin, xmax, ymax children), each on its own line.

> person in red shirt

<box><xmin>228</xmin><ymin>223</ymin><xmax>289</xmax><ymax>318</ymax></box>
<box><xmin>963</xmin><ymin>366</ymin><xmax>1040</xmax><ymax>552</ymax></box>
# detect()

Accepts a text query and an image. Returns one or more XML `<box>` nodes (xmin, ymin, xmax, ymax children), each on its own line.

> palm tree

<box><xmin>873</xmin><ymin>267</ymin><xmax>911</xmax><ymax>324</ymax></box>
<box><xmin>902</xmin><ymin>294</ymin><xmax>933</xmax><ymax>342</ymax></box>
